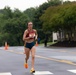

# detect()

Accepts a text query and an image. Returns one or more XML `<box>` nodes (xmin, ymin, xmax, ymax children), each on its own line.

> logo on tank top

<box><xmin>29</xmin><ymin>33</ymin><xmax>35</xmax><ymax>38</ymax></box>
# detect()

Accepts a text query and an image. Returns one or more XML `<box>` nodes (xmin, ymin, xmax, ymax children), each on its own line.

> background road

<box><xmin>0</xmin><ymin>46</ymin><xmax>76</xmax><ymax>75</ymax></box>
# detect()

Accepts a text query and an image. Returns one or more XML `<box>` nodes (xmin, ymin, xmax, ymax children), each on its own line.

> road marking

<box><xmin>68</xmin><ymin>70</ymin><xmax>76</xmax><ymax>73</ymax></box>
<box><xmin>33</xmin><ymin>71</ymin><xmax>53</xmax><ymax>75</ymax></box>
<box><xmin>36</xmin><ymin>55</ymin><xmax>76</xmax><ymax>66</ymax></box>
<box><xmin>7</xmin><ymin>50</ymin><xmax>23</xmax><ymax>54</ymax></box>
<box><xmin>0</xmin><ymin>72</ymin><xmax>12</xmax><ymax>75</ymax></box>
<box><xmin>6</xmin><ymin>50</ymin><xmax>76</xmax><ymax>66</ymax></box>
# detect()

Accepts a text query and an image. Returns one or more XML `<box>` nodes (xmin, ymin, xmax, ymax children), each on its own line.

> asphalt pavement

<box><xmin>0</xmin><ymin>46</ymin><xmax>76</xmax><ymax>75</ymax></box>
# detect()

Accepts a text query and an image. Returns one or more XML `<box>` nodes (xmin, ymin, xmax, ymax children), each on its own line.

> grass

<box><xmin>39</xmin><ymin>42</ymin><xmax>56</xmax><ymax>46</ymax></box>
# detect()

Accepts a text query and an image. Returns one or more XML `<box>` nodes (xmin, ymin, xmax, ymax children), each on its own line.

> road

<box><xmin>0</xmin><ymin>46</ymin><xmax>76</xmax><ymax>75</ymax></box>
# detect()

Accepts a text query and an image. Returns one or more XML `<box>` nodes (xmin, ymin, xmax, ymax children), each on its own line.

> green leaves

<box><xmin>40</xmin><ymin>2</ymin><xmax>76</xmax><ymax>41</ymax></box>
<box><xmin>0</xmin><ymin>7</ymin><xmax>29</xmax><ymax>46</ymax></box>
<box><xmin>40</xmin><ymin>2</ymin><xmax>76</xmax><ymax>31</ymax></box>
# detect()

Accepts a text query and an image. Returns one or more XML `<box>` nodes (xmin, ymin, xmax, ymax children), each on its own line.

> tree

<box><xmin>40</xmin><ymin>2</ymin><xmax>76</xmax><ymax>41</ymax></box>
<box><xmin>24</xmin><ymin>7</ymin><xmax>36</xmax><ymax>21</ymax></box>
<box><xmin>3</xmin><ymin>14</ymin><xmax>29</xmax><ymax>46</ymax></box>
<box><xmin>3</xmin><ymin>6</ymin><xmax>13</xmax><ymax>19</ymax></box>
<box><xmin>0</xmin><ymin>7</ymin><xmax>29</xmax><ymax>46</ymax></box>
<box><xmin>33</xmin><ymin>0</ymin><xmax>61</xmax><ymax>41</ymax></box>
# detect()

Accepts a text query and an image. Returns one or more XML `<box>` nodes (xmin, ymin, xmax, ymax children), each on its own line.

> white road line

<box><xmin>68</xmin><ymin>70</ymin><xmax>76</xmax><ymax>73</ymax></box>
<box><xmin>0</xmin><ymin>72</ymin><xmax>12</xmax><ymax>75</ymax></box>
<box><xmin>33</xmin><ymin>71</ymin><xmax>53</xmax><ymax>75</ymax></box>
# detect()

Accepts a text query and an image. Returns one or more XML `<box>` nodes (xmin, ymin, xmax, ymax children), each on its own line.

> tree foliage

<box><xmin>0</xmin><ymin>1</ymin><xmax>76</xmax><ymax>46</ymax></box>
<box><xmin>40</xmin><ymin>2</ymin><xmax>76</xmax><ymax>41</ymax></box>
<box><xmin>0</xmin><ymin>7</ymin><xmax>29</xmax><ymax>46</ymax></box>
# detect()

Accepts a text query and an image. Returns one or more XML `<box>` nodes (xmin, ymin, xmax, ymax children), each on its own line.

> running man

<box><xmin>23</xmin><ymin>22</ymin><xmax>38</xmax><ymax>73</ymax></box>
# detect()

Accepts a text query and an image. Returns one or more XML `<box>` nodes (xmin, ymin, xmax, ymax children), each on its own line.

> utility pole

<box><xmin>61</xmin><ymin>0</ymin><xmax>63</xmax><ymax>5</ymax></box>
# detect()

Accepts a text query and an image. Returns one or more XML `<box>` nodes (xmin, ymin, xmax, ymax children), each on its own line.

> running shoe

<box><xmin>24</xmin><ymin>63</ymin><xmax>28</xmax><ymax>69</ymax></box>
<box><xmin>30</xmin><ymin>68</ymin><xmax>35</xmax><ymax>73</ymax></box>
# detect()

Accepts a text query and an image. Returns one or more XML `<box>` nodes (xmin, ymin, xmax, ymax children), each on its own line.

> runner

<box><xmin>23</xmin><ymin>22</ymin><xmax>38</xmax><ymax>73</ymax></box>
